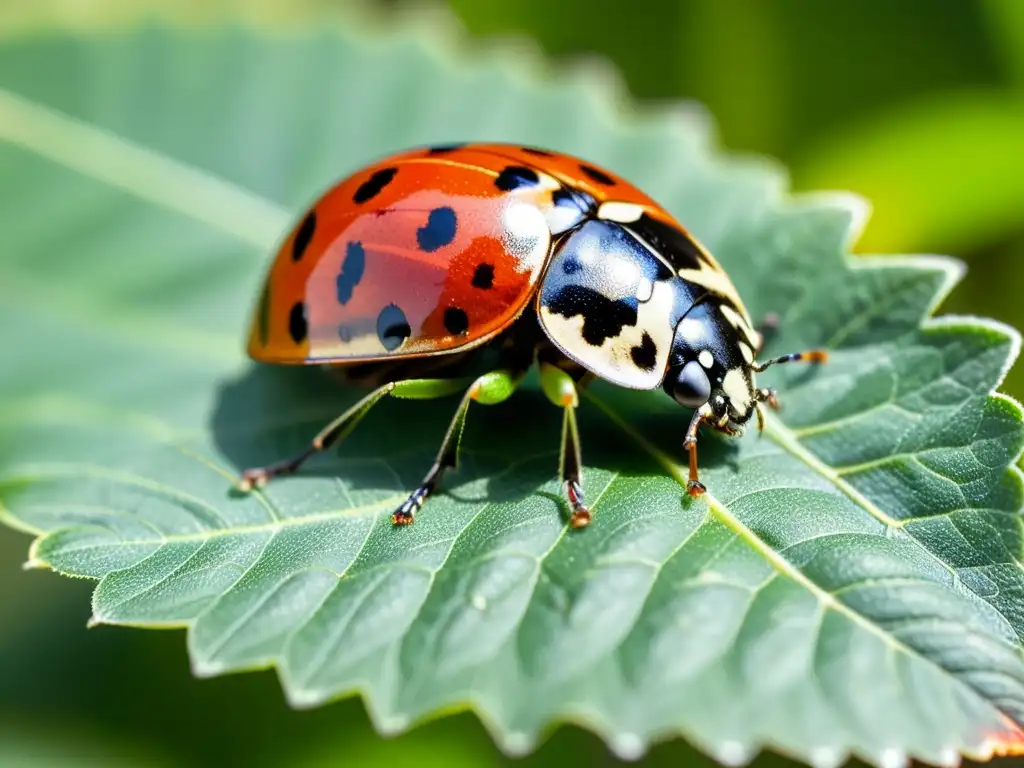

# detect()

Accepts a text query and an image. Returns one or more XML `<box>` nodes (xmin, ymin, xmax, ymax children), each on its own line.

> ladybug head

<box><xmin>663</xmin><ymin>336</ymin><xmax>828</xmax><ymax>435</ymax></box>
<box><xmin>661</xmin><ymin>299</ymin><xmax>761</xmax><ymax>431</ymax></box>
<box><xmin>665</xmin><ymin>356</ymin><xmax>757</xmax><ymax>433</ymax></box>
<box><xmin>661</xmin><ymin>297</ymin><xmax>828</xmax><ymax>434</ymax></box>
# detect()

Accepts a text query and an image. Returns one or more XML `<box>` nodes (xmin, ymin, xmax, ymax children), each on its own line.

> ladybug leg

<box><xmin>749</xmin><ymin>348</ymin><xmax>827</xmax><ymax>436</ymax></box>
<box><xmin>538</xmin><ymin>362</ymin><xmax>590</xmax><ymax>529</ymax></box>
<box><xmin>391</xmin><ymin>369</ymin><xmax>524</xmax><ymax>526</ymax></box>
<box><xmin>682</xmin><ymin>404</ymin><xmax>714</xmax><ymax>498</ymax></box>
<box><xmin>752</xmin><ymin>348</ymin><xmax>829</xmax><ymax>372</ymax></box>
<box><xmin>236</xmin><ymin>377</ymin><xmax>469</xmax><ymax>492</ymax></box>
<box><xmin>755</xmin><ymin>386</ymin><xmax>780</xmax><ymax>415</ymax></box>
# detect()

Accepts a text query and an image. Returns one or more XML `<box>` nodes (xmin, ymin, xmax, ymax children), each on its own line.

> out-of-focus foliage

<box><xmin>446</xmin><ymin>0</ymin><xmax>1024</xmax><ymax>398</ymax></box>
<box><xmin>1</xmin><ymin>1</ymin><xmax>1023</xmax><ymax>767</ymax></box>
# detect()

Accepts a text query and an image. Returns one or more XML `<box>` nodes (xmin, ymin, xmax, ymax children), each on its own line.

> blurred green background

<box><xmin>2</xmin><ymin>0</ymin><xmax>1023</xmax><ymax>766</ymax></box>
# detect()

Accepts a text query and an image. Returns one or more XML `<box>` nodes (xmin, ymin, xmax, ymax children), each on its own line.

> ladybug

<box><xmin>238</xmin><ymin>143</ymin><xmax>827</xmax><ymax>528</ymax></box>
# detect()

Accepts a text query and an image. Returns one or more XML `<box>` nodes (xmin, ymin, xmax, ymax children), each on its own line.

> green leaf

<box><xmin>2</xmin><ymin>17</ymin><xmax>1024</xmax><ymax>767</ymax></box>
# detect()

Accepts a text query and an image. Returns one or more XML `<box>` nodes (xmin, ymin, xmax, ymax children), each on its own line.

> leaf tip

<box><xmin>973</xmin><ymin>721</ymin><xmax>1024</xmax><ymax>760</ymax></box>
<box><xmin>936</xmin><ymin>746</ymin><xmax>961</xmax><ymax>768</ymax></box>
<box><xmin>879</xmin><ymin>747</ymin><xmax>909</xmax><ymax>768</ymax></box>
<box><xmin>190</xmin><ymin>659</ymin><xmax>225</xmax><ymax>679</ymax></box>
<box><xmin>809</xmin><ymin>746</ymin><xmax>846</xmax><ymax>768</ymax></box>
<box><xmin>496</xmin><ymin>730</ymin><xmax>536</xmax><ymax>758</ymax></box>
<box><xmin>608</xmin><ymin>733</ymin><xmax>647</xmax><ymax>762</ymax></box>
<box><xmin>85</xmin><ymin>614</ymin><xmax>103</xmax><ymax>629</ymax></box>
<box><xmin>21</xmin><ymin>557</ymin><xmax>48</xmax><ymax>571</ymax></box>
<box><xmin>713</xmin><ymin>739</ymin><xmax>756</xmax><ymax>767</ymax></box>
<box><xmin>285</xmin><ymin>687</ymin><xmax>328</xmax><ymax>710</ymax></box>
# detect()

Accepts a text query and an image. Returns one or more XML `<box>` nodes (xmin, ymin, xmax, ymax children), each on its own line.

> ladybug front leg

<box><xmin>682</xmin><ymin>404</ymin><xmax>713</xmax><ymax>498</ymax></box>
<box><xmin>391</xmin><ymin>369</ymin><xmax>524</xmax><ymax>526</ymax></box>
<box><xmin>538</xmin><ymin>362</ymin><xmax>590</xmax><ymax>529</ymax></box>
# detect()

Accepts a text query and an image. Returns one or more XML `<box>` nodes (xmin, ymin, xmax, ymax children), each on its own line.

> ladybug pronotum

<box><xmin>238</xmin><ymin>143</ymin><xmax>827</xmax><ymax>528</ymax></box>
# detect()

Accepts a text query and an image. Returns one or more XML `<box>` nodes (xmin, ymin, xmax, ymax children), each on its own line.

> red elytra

<box><xmin>246</xmin><ymin>142</ymin><xmax>722</xmax><ymax>366</ymax></box>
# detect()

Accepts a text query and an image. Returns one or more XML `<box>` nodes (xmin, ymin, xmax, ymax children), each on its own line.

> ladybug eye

<box><xmin>671</xmin><ymin>361</ymin><xmax>711</xmax><ymax>408</ymax></box>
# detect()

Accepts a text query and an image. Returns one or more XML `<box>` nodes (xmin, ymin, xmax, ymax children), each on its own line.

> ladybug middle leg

<box><xmin>389</xmin><ymin>369</ymin><xmax>524</xmax><ymax>525</ymax></box>
<box><xmin>538</xmin><ymin>362</ymin><xmax>591</xmax><ymax>529</ymax></box>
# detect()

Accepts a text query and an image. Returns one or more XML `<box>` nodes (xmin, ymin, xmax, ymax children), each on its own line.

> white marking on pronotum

<box><xmin>607</xmin><ymin>253</ymin><xmax>640</xmax><ymax>290</ymax></box>
<box><xmin>636</xmin><ymin>277</ymin><xmax>654</xmax><ymax>302</ymax></box>
<box><xmin>597</xmin><ymin>200</ymin><xmax>645</xmax><ymax>223</ymax></box>
<box><xmin>739</xmin><ymin>341</ymin><xmax>754</xmax><ymax>364</ymax></box>
<box><xmin>677</xmin><ymin>267</ymin><xmax>745</xmax><ymax>313</ymax></box>
<box><xmin>719</xmin><ymin>303</ymin><xmax>758</xmax><ymax>346</ymax></box>
<box><xmin>539</xmin><ymin>279</ymin><xmax>675</xmax><ymax>389</ymax></box>
<box><xmin>698</xmin><ymin>349</ymin><xmax>715</xmax><ymax>369</ymax></box>
<box><xmin>676</xmin><ymin>316</ymin><xmax>711</xmax><ymax>348</ymax></box>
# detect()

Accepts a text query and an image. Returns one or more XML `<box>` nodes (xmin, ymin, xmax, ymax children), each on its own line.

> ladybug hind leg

<box><xmin>237</xmin><ymin>373</ymin><xmax>523</xmax><ymax>525</ymax></box>
<box><xmin>538</xmin><ymin>362</ymin><xmax>591</xmax><ymax>529</ymax></box>
<box><xmin>238</xmin><ymin>378</ymin><xmax>462</xmax><ymax>491</ymax></box>
<box><xmin>237</xmin><ymin>377</ymin><xmax>468</xmax><ymax>492</ymax></box>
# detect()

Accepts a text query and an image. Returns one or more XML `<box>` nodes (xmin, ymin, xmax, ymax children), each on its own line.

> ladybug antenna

<box><xmin>752</xmin><ymin>349</ymin><xmax>828</xmax><ymax>373</ymax></box>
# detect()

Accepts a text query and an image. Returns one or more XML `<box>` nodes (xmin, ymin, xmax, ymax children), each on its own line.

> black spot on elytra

<box><xmin>521</xmin><ymin>146</ymin><xmax>554</xmax><ymax>156</ymax></box>
<box><xmin>630</xmin><ymin>332</ymin><xmax>658</xmax><ymax>371</ymax></box>
<box><xmin>336</xmin><ymin>241</ymin><xmax>365</xmax><ymax>305</ymax></box>
<box><xmin>444</xmin><ymin>307</ymin><xmax>469</xmax><ymax>335</ymax></box>
<box><xmin>292</xmin><ymin>211</ymin><xmax>316</xmax><ymax>262</ymax></box>
<box><xmin>377</xmin><ymin>304</ymin><xmax>411</xmax><ymax>351</ymax></box>
<box><xmin>579</xmin><ymin>164</ymin><xmax>617</xmax><ymax>186</ymax></box>
<box><xmin>472</xmin><ymin>263</ymin><xmax>495</xmax><ymax>289</ymax></box>
<box><xmin>495</xmin><ymin>166</ymin><xmax>539</xmax><ymax>191</ymax></box>
<box><xmin>546</xmin><ymin>285</ymin><xmax>637</xmax><ymax>347</ymax></box>
<box><xmin>288</xmin><ymin>302</ymin><xmax>307</xmax><ymax>344</ymax></box>
<box><xmin>427</xmin><ymin>143</ymin><xmax>466</xmax><ymax>154</ymax></box>
<box><xmin>417</xmin><ymin>207</ymin><xmax>458</xmax><ymax>252</ymax></box>
<box><xmin>353</xmin><ymin>167</ymin><xmax>397</xmax><ymax>204</ymax></box>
